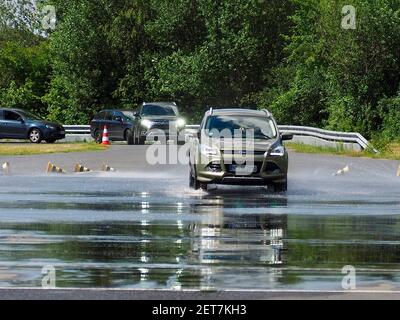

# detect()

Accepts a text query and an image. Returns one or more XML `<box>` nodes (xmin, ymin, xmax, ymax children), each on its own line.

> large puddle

<box><xmin>0</xmin><ymin>174</ymin><xmax>399</xmax><ymax>290</ymax></box>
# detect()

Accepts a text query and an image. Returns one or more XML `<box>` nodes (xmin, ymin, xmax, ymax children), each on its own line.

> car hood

<box><xmin>31</xmin><ymin>120</ymin><xmax>63</xmax><ymax>128</ymax></box>
<box><xmin>210</xmin><ymin>139</ymin><xmax>276</xmax><ymax>152</ymax></box>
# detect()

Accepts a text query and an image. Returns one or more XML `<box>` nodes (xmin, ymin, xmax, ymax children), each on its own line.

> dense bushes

<box><xmin>0</xmin><ymin>0</ymin><xmax>399</xmax><ymax>140</ymax></box>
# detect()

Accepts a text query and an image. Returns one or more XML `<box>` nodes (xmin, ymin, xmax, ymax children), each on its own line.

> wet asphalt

<box><xmin>0</xmin><ymin>145</ymin><xmax>399</xmax><ymax>299</ymax></box>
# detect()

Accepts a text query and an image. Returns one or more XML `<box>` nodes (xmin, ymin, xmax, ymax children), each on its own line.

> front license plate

<box><xmin>230</xmin><ymin>165</ymin><xmax>257</xmax><ymax>175</ymax></box>
<box><xmin>60</xmin><ymin>131</ymin><xmax>65</xmax><ymax>135</ymax></box>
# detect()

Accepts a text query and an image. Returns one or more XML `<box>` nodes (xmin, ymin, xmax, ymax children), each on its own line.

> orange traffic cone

<box><xmin>101</xmin><ymin>125</ymin><xmax>111</xmax><ymax>146</ymax></box>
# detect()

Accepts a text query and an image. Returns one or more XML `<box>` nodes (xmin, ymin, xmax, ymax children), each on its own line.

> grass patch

<box><xmin>0</xmin><ymin>142</ymin><xmax>108</xmax><ymax>156</ymax></box>
<box><xmin>286</xmin><ymin>142</ymin><xmax>400</xmax><ymax>161</ymax></box>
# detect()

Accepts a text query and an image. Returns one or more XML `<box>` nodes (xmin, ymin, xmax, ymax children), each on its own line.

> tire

<box><xmin>189</xmin><ymin>164</ymin><xmax>200</xmax><ymax>190</ymax></box>
<box><xmin>189</xmin><ymin>170</ymin><xmax>196</xmax><ymax>189</ymax></box>
<box><xmin>29</xmin><ymin>128</ymin><xmax>43</xmax><ymax>144</ymax></box>
<box><xmin>199</xmin><ymin>182</ymin><xmax>208</xmax><ymax>191</ymax></box>
<box><xmin>94</xmin><ymin>129</ymin><xmax>102</xmax><ymax>144</ymax></box>
<box><xmin>138</xmin><ymin>137</ymin><xmax>146</xmax><ymax>145</ymax></box>
<box><xmin>126</xmin><ymin>130</ymin><xmax>134</xmax><ymax>145</ymax></box>
<box><xmin>189</xmin><ymin>164</ymin><xmax>208</xmax><ymax>191</ymax></box>
<box><xmin>46</xmin><ymin>139</ymin><xmax>56</xmax><ymax>144</ymax></box>
<box><xmin>131</xmin><ymin>131</ymin><xmax>137</xmax><ymax>145</ymax></box>
<box><xmin>274</xmin><ymin>181</ymin><xmax>288</xmax><ymax>192</ymax></box>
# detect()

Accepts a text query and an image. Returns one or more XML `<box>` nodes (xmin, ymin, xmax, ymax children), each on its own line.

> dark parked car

<box><xmin>90</xmin><ymin>109</ymin><xmax>135</xmax><ymax>144</ymax></box>
<box><xmin>0</xmin><ymin>108</ymin><xmax>65</xmax><ymax>144</ymax></box>
<box><xmin>132</xmin><ymin>102</ymin><xmax>186</xmax><ymax>144</ymax></box>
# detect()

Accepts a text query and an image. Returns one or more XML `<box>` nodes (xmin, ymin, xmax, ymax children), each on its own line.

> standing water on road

<box><xmin>0</xmin><ymin>166</ymin><xmax>400</xmax><ymax>291</ymax></box>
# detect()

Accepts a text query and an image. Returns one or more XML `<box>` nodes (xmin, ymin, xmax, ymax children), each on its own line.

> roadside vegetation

<box><xmin>0</xmin><ymin>143</ymin><xmax>107</xmax><ymax>156</ymax></box>
<box><xmin>286</xmin><ymin>142</ymin><xmax>400</xmax><ymax>161</ymax></box>
<box><xmin>0</xmin><ymin>0</ymin><xmax>399</xmax><ymax>142</ymax></box>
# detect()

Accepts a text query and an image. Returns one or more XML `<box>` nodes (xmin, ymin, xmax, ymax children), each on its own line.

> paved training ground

<box><xmin>1</xmin><ymin>288</ymin><xmax>400</xmax><ymax>300</ymax></box>
<box><xmin>0</xmin><ymin>145</ymin><xmax>399</xmax><ymax>300</ymax></box>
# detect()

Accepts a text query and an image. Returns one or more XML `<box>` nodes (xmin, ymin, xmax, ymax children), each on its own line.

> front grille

<box><xmin>150</xmin><ymin>121</ymin><xmax>171</xmax><ymax>130</ymax></box>
<box><xmin>222</xmin><ymin>150</ymin><xmax>266</xmax><ymax>156</ymax></box>
<box><xmin>222</xmin><ymin>177</ymin><xmax>264</xmax><ymax>185</ymax></box>
<box><xmin>152</xmin><ymin>120</ymin><xmax>170</xmax><ymax>124</ymax></box>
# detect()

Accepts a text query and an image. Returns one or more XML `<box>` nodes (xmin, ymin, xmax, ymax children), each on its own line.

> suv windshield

<box><xmin>141</xmin><ymin>105</ymin><xmax>177</xmax><ymax>116</ymax></box>
<box><xmin>205</xmin><ymin>115</ymin><xmax>277</xmax><ymax>140</ymax></box>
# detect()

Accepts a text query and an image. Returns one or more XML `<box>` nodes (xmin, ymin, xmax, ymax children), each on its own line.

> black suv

<box><xmin>0</xmin><ymin>108</ymin><xmax>65</xmax><ymax>143</ymax></box>
<box><xmin>132</xmin><ymin>102</ymin><xmax>185</xmax><ymax>144</ymax></box>
<box><xmin>90</xmin><ymin>110</ymin><xmax>135</xmax><ymax>144</ymax></box>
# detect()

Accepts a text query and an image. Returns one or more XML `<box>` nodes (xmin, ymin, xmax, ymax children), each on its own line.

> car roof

<box><xmin>98</xmin><ymin>109</ymin><xmax>133</xmax><ymax>112</ymax></box>
<box><xmin>143</xmin><ymin>102</ymin><xmax>177</xmax><ymax>107</ymax></box>
<box><xmin>206</xmin><ymin>108</ymin><xmax>272</xmax><ymax>117</ymax></box>
<box><xmin>0</xmin><ymin>108</ymin><xmax>26</xmax><ymax>113</ymax></box>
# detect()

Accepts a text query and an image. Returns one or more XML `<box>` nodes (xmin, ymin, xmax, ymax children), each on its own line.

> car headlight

<box><xmin>176</xmin><ymin>118</ymin><xmax>186</xmax><ymax>128</ymax></box>
<box><xmin>270</xmin><ymin>145</ymin><xmax>285</xmax><ymax>157</ymax></box>
<box><xmin>141</xmin><ymin>119</ymin><xmax>153</xmax><ymax>129</ymax></box>
<box><xmin>45</xmin><ymin>125</ymin><xmax>56</xmax><ymax>130</ymax></box>
<box><xmin>200</xmin><ymin>144</ymin><xmax>219</xmax><ymax>156</ymax></box>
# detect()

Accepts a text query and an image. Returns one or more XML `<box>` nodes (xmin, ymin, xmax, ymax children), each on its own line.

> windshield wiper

<box><xmin>254</xmin><ymin>134</ymin><xmax>272</xmax><ymax>140</ymax></box>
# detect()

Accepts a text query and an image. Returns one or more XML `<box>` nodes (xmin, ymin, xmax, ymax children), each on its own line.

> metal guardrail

<box><xmin>184</xmin><ymin>125</ymin><xmax>376</xmax><ymax>152</ymax></box>
<box><xmin>64</xmin><ymin>125</ymin><xmax>91</xmax><ymax>134</ymax></box>
<box><xmin>64</xmin><ymin>124</ymin><xmax>376</xmax><ymax>152</ymax></box>
<box><xmin>278</xmin><ymin>125</ymin><xmax>377</xmax><ymax>152</ymax></box>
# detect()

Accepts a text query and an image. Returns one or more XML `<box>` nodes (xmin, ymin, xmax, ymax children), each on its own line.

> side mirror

<box><xmin>197</xmin><ymin>130</ymin><xmax>201</xmax><ymax>140</ymax></box>
<box><xmin>133</xmin><ymin>112</ymin><xmax>139</xmax><ymax>118</ymax></box>
<box><xmin>281</xmin><ymin>133</ymin><xmax>293</xmax><ymax>141</ymax></box>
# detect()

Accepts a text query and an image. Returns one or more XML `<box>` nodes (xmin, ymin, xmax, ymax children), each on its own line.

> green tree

<box><xmin>44</xmin><ymin>0</ymin><xmax>294</xmax><ymax>123</ymax></box>
<box><xmin>145</xmin><ymin>0</ymin><xmax>294</xmax><ymax>121</ymax></box>
<box><xmin>0</xmin><ymin>0</ymin><xmax>50</xmax><ymax>115</ymax></box>
<box><xmin>266</xmin><ymin>0</ymin><xmax>400</xmax><ymax>137</ymax></box>
<box><xmin>44</xmin><ymin>0</ymin><xmax>153</xmax><ymax>123</ymax></box>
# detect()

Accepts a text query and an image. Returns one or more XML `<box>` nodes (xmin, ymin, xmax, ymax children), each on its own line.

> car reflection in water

<box><xmin>0</xmin><ymin>186</ymin><xmax>290</xmax><ymax>290</ymax></box>
<box><xmin>183</xmin><ymin>193</ymin><xmax>287</xmax><ymax>290</ymax></box>
<box><xmin>1</xmin><ymin>175</ymin><xmax>400</xmax><ymax>290</ymax></box>
<box><xmin>190</xmin><ymin>213</ymin><xmax>286</xmax><ymax>265</ymax></box>
<box><xmin>113</xmin><ymin>191</ymin><xmax>289</xmax><ymax>290</ymax></box>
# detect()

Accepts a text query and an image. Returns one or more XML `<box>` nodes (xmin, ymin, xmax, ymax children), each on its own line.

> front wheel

<box><xmin>189</xmin><ymin>164</ymin><xmax>208</xmax><ymax>191</ymax></box>
<box><xmin>126</xmin><ymin>130</ymin><xmax>134</xmax><ymax>145</ymax></box>
<box><xmin>189</xmin><ymin>165</ymin><xmax>200</xmax><ymax>190</ymax></box>
<box><xmin>200</xmin><ymin>182</ymin><xmax>208</xmax><ymax>191</ymax></box>
<box><xmin>94</xmin><ymin>129</ymin><xmax>102</xmax><ymax>144</ymax></box>
<box><xmin>29</xmin><ymin>129</ymin><xmax>42</xmax><ymax>144</ymax></box>
<box><xmin>274</xmin><ymin>181</ymin><xmax>288</xmax><ymax>192</ymax></box>
<box><xmin>138</xmin><ymin>136</ymin><xmax>146</xmax><ymax>145</ymax></box>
